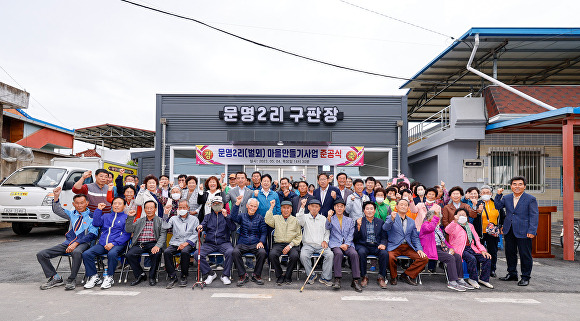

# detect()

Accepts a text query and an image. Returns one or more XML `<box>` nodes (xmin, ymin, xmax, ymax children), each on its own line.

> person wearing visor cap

<box><xmin>194</xmin><ymin>196</ymin><xmax>236</xmax><ymax>286</ymax></box>
<box><xmin>266</xmin><ymin>200</ymin><xmax>302</xmax><ymax>285</ymax></box>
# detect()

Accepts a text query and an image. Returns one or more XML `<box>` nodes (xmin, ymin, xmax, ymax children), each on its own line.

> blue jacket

<box><xmin>494</xmin><ymin>192</ymin><xmax>539</xmax><ymax>238</ymax></box>
<box><xmin>325</xmin><ymin>215</ymin><xmax>355</xmax><ymax>248</ymax></box>
<box><xmin>200</xmin><ymin>210</ymin><xmax>237</xmax><ymax>245</ymax></box>
<box><xmin>253</xmin><ymin>189</ymin><xmax>281</xmax><ymax>217</ymax></box>
<box><xmin>93</xmin><ymin>209</ymin><xmax>131</xmax><ymax>247</ymax></box>
<box><xmin>382</xmin><ymin>215</ymin><xmax>422</xmax><ymax>252</ymax></box>
<box><xmin>52</xmin><ymin>200</ymin><xmax>98</xmax><ymax>245</ymax></box>
<box><xmin>354</xmin><ymin>217</ymin><xmax>388</xmax><ymax>246</ymax></box>
<box><xmin>277</xmin><ymin>190</ymin><xmax>298</xmax><ymax>203</ymax></box>
<box><xmin>231</xmin><ymin>204</ymin><xmax>267</xmax><ymax>245</ymax></box>
<box><xmin>313</xmin><ymin>185</ymin><xmax>343</xmax><ymax>217</ymax></box>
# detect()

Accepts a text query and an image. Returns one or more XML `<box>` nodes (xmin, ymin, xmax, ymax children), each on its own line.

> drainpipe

<box><xmin>467</xmin><ymin>34</ymin><xmax>556</xmax><ymax>111</ymax></box>
<box><xmin>160</xmin><ymin>118</ymin><xmax>167</xmax><ymax>175</ymax></box>
<box><xmin>396</xmin><ymin>120</ymin><xmax>403</xmax><ymax>176</ymax></box>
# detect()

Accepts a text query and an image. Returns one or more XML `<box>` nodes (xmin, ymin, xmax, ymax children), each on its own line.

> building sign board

<box><xmin>196</xmin><ymin>145</ymin><xmax>364</xmax><ymax>166</ymax></box>
<box><xmin>219</xmin><ymin>105</ymin><xmax>344</xmax><ymax>124</ymax></box>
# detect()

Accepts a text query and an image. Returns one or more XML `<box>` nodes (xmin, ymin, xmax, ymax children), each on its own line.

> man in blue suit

<box><xmin>383</xmin><ymin>199</ymin><xmax>428</xmax><ymax>286</ymax></box>
<box><xmin>313</xmin><ymin>173</ymin><xmax>342</xmax><ymax>217</ymax></box>
<box><xmin>494</xmin><ymin>176</ymin><xmax>539</xmax><ymax>286</ymax></box>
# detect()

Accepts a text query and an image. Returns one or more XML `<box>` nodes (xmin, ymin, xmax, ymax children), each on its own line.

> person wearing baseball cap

<box><xmin>297</xmin><ymin>197</ymin><xmax>334</xmax><ymax>286</ymax></box>
<box><xmin>265</xmin><ymin>200</ymin><xmax>302</xmax><ymax>285</ymax></box>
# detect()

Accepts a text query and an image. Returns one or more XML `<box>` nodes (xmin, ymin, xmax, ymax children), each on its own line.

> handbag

<box><xmin>483</xmin><ymin>205</ymin><xmax>500</xmax><ymax>237</ymax></box>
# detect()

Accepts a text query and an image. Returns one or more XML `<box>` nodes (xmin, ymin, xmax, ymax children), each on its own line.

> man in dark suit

<box><xmin>354</xmin><ymin>201</ymin><xmax>389</xmax><ymax>289</ymax></box>
<box><xmin>494</xmin><ymin>176</ymin><xmax>539</xmax><ymax>286</ymax></box>
<box><xmin>312</xmin><ymin>173</ymin><xmax>342</xmax><ymax>217</ymax></box>
<box><xmin>336</xmin><ymin>173</ymin><xmax>354</xmax><ymax>200</ymax></box>
<box><xmin>383</xmin><ymin>199</ymin><xmax>428</xmax><ymax>286</ymax></box>
<box><xmin>224</xmin><ymin>172</ymin><xmax>253</xmax><ymax>214</ymax></box>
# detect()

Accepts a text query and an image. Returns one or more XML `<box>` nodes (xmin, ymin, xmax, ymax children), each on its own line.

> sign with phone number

<box><xmin>196</xmin><ymin>145</ymin><xmax>364</xmax><ymax>166</ymax></box>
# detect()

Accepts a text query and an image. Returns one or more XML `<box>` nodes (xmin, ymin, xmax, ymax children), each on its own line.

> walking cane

<box><xmin>300</xmin><ymin>248</ymin><xmax>325</xmax><ymax>292</ymax></box>
<box><xmin>193</xmin><ymin>230</ymin><xmax>205</xmax><ymax>290</ymax></box>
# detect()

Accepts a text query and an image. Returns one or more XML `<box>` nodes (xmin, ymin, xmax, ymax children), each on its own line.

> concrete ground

<box><xmin>1</xmin><ymin>226</ymin><xmax>579</xmax><ymax>320</ymax></box>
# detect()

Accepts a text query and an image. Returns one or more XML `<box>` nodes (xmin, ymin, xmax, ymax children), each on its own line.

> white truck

<box><xmin>0</xmin><ymin>157</ymin><xmax>137</xmax><ymax>235</ymax></box>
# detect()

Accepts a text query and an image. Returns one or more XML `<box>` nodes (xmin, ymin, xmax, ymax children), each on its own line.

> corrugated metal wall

<box><xmin>154</xmin><ymin>95</ymin><xmax>407</xmax><ymax>177</ymax></box>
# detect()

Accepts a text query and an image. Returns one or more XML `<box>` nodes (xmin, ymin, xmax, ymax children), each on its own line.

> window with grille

<box><xmin>489</xmin><ymin>148</ymin><xmax>544</xmax><ymax>192</ymax></box>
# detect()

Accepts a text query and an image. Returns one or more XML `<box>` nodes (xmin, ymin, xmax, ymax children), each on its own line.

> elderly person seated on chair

<box><xmin>36</xmin><ymin>187</ymin><xmax>98</xmax><ymax>291</ymax></box>
<box><xmin>163</xmin><ymin>199</ymin><xmax>199</xmax><ymax>289</ymax></box>
<box><xmin>83</xmin><ymin>198</ymin><xmax>131</xmax><ymax>290</ymax></box>
<box><xmin>326</xmin><ymin>199</ymin><xmax>363</xmax><ymax>292</ymax></box>
<box><xmin>418</xmin><ymin>210</ymin><xmax>473</xmax><ymax>291</ymax></box>
<box><xmin>354</xmin><ymin>201</ymin><xmax>389</xmax><ymax>289</ymax></box>
<box><xmin>194</xmin><ymin>196</ymin><xmax>236</xmax><ymax>286</ymax></box>
<box><xmin>125</xmin><ymin>200</ymin><xmax>168</xmax><ymax>286</ymax></box>
<box><xmin>230</xmin><ymin>197</ymin><xmax>268</xmax><ymax>286</ymax></box>
<box><xmin>445</xmin><ymin>208</ymin><xmax>494</xmax><ymax>289</ymax></box>
<box><xmin>383</xmin><ymin>199</ymin><xmax>428</xmax><ymax>286</ymax></box>
<box><xmin>265</xmin><ymin>200</ymin><xmax>302</xmax><ymax>286</ymax></box>
<box><xmin>297</xmin><ymin>198</ymin><xmax>335</xmax><ymax>287</ymax></box>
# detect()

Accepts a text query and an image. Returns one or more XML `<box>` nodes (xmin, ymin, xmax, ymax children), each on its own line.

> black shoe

<box><xmin>490</xmin><ymin>271</ymin><xmax>497</xmax><ymax>278</ymax></box>
<box><xmin>237</xmin><ymin>273</ymin><xmax>249</xmax><ymax>287</ymax></box>
<box><xmin>389</xmin><ymin>277</ymin><xmax>398</xmax><ymax>285</ymax></box>
<box><xmin>251</xmin><ymin>274</ymin><xmax>264</xmax><ymax>285</ymax></box>
<box><xmin>149</xmin><ymin>278</ymin><xmax>157</xmax><ymax>286</ymax></box>
<box><xmin>284</xmin><ymin>277</ymin><xmax>293</xmax><ymax>285</ymax></box>
<box><xmin>166</xmin><ymin>276</ymin><xmax>177</xmax><ymax>289</ymax></box>
<box><xmin>276</xmin><ymin>276</ymin><xmax>284</xmax><ymax>286</ymax></box>
<box><xmin>399</xmin><ymin>273</ymin><xmax>417</xmax><ymax>286</ymax></box>
<box><xmin>130</xmin><ymin>274</ymin><xmax>147</xmax><ymax>286</ymax></box>
<box><xmin>499</xmin><ymin>274</ymin><xmax>518</xmax><ymax>281</ymax></box>
<box><xmin>179</xmin><ymin>276</ymin><xmax>188</xmax><ymax>287</ymax></box>
<box><xmin>517</xmin><ymin>279</ymin><xmax>530</xmax><ymax>286</ymax></box>
<box><xmin>351</xmin><ymin>279</ymin><xmax>363</xmax><ymax>293</ymax></box>
<box><xmin>332</xmin><ymin>277</ymin><xmax>341</xmax><ymax>290</ymax></box>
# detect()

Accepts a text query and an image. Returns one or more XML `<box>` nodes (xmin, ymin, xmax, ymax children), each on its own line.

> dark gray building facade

<box><xmin>134</xmin><ymin>94</ymin><xmax>407</xmax><ymax>184</ymax></box>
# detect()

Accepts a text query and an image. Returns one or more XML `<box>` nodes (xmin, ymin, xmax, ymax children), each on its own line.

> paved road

<box><xmin>1</xmin><ymin>226</ymin><xmax>579</xmax><ymax>320</ymax></box>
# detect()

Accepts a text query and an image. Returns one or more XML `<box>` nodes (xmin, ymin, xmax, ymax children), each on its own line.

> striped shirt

<box><xmin>137</xmin><ymin>220</ymin><xmax>156</xmax><ymax>243</ymax></box>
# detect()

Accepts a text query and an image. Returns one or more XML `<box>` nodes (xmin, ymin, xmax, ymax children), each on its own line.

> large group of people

<box><xmin>36</xmin><ymin>169</ymin><xmax>539</xmax><ymax>292</ymax></box>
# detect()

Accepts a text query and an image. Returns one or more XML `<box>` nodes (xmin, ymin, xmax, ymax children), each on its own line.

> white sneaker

<box><xmin>84</xmin><ymin>275</ymin><xmax>101</xmax><ymax>289</ymax></box>
<box><xmin>478</xmin><ymin>279</ymin><xmax>494</xmax><ymax>289</ymax></box>
<box><xmin>204</xmin><ymin>273</ymin><xmax>217</xmax><ymax>285</ymax></box>
<box><xmin>466</xmin><ymin>278</ymin><xmax>481</xmax><ymax>289</ymax></box>
<box><xmin>221</xmin><ymin>276</ymin><xmax>231</xmax><ymax>285</ymax></box>
<box><xmin>101</xmin><ymin>276</ymin><xmax>114</xmax><ymax>289</ymax></box>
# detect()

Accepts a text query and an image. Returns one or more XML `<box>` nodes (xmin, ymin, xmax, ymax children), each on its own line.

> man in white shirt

<box><xmin>297</xmin><ymin>198</ymin><xmax>334</xmax><ymax>286</ymax></box>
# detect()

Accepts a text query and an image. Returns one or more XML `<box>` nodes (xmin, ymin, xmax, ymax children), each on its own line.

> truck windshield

<box><xmin>2</xmin><ymin>168</ymin><xmax>66</xmax><ymax>188</ymax></box>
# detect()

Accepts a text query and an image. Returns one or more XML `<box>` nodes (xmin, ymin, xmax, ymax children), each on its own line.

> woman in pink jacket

<box><xmin>419</xmin><ymin>211</ymin><xmax>473</xmax><ymax>291</ymax></box>
<box><xmin>445</xmin><ymin>208</ymin><xmax>494</xmax><ymax>290</ymax></box>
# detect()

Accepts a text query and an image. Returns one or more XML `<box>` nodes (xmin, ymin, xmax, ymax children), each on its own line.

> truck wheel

<box><xmin>12</xmin><ymin>222</ymin><xmax>33</xmax><ymax>235</ymax></box>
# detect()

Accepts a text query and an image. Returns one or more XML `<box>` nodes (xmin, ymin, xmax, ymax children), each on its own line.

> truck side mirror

<box><xmin>62</xmin><ymin>181</ymin><xmax>74</xmax><ymax>191</ymax></box>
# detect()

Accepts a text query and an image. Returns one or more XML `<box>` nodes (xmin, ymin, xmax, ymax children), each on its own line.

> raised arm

<box><xmin>72</xmin><ymin>171</ymin><xmax>91</xmax><ymax>194</ymax></box>
<box><xmin>51</xmin><ymin>187</ymin><xmax>70</xmax><ymax>220</ymax></box>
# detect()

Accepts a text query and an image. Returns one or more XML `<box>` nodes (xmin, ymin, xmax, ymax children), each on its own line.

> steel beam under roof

<box><xmin>74</xmin><ymin>124</ymin><xmax>155</xmax><ymax>149</ymax></box>
<box><xmin>402</xmin><ymin>28</ymin><xmax>580</xmax><ymax>120</ymax></box>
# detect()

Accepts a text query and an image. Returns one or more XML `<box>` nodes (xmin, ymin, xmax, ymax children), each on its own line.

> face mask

<box><xmin>126</xmin><ymin>182</ymin><xmax>135</xmax><ymax>186</ymax></box>
<box><xmin>481</xmin><ymin>195</ymin><xmax>491</xmax><ymax>201</ymax></box>
<box><xmin>417</xmin><ymin>190</ymin><xmax>425</xmax><ymax>196</ymax></box>
<box><xmin>425</xmin><ymin>199</ymin><xmax>435</xmax><ymax>204</ymax></box>
<box><xmin>376</xmin><ymin>197</ymin><xmax>384</xmax><ymax>204</ymax></box>
<box><xmin>212</xmin><ymin>204</ymin><xmax>224</xmax><ymax>213</ymax></box>
<box><xmin>177</xmin><ymin>209</ymin><xmax>188</xmax><ymax>217</ymax></box>
<box><xmin>458</xmin><ymin>216</ymin><xmax>468</xmax><ymax>225</ymax></box>
<box><xmin>171</xmin><ymin>193</ymin><xmax>181</xmax><ymax>200</ymax></box>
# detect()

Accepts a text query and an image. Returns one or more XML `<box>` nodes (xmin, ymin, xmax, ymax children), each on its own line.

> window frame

<box><xmin>488</xmin><ymin>147</ymin><xmax>545</xmax><ymax>193</ymax></box>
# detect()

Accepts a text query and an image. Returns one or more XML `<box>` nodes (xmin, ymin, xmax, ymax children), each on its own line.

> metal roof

<box><xmin>401</xmin><ymin>28</ymin><xmax>580</xmax><ymax>120</ymax></box>
<box><xmin>74</xmin><ymin>124</ymin><xmax>155</xmax><ymax>149</ymax></box>
<box><xmin>485</xmin><ymin>106</ymin><xmax>580</xmax><ymax>134</ymax></box>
